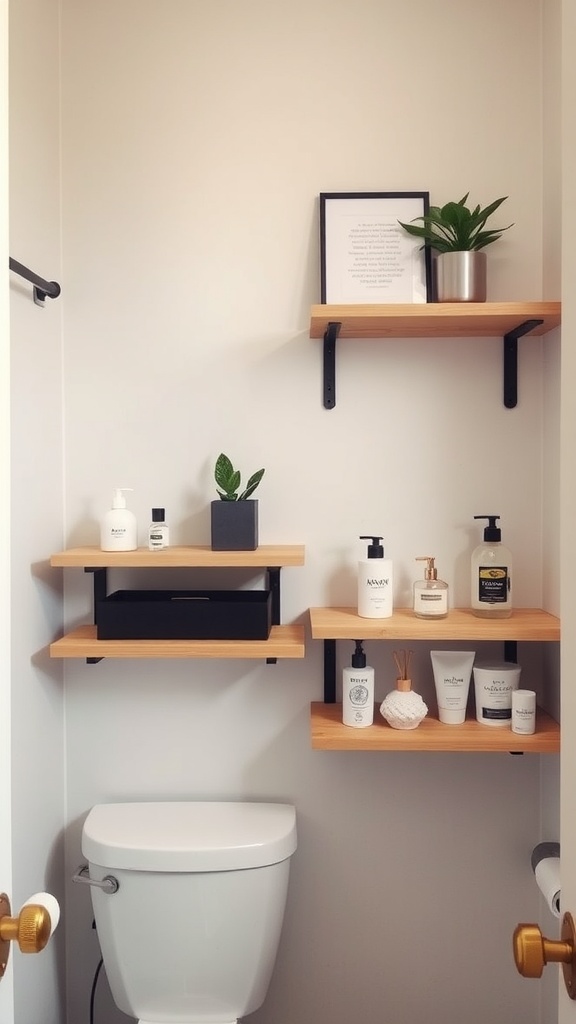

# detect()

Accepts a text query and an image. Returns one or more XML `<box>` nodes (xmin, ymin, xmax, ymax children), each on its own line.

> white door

<box><xmin>558</xmin><ymin>3</ymin><xmax>576</xmax><ymax>1022</ymax></box>
<box><xmin>0</xmin><ymin>0</ymin><xmax>13</xmax><ymax>1020</ymax></box>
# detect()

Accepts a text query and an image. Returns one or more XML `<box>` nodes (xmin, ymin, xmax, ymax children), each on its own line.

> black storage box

<box><xmin>96</xmin><ymin>589</ymin><xmax>273</xmax><ymax>640</ymax></box>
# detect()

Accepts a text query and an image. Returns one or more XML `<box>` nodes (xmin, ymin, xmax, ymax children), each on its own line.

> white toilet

<box><xmin>81</xmin><ymin>800</ymin><xmax>297</xmax><ymax>1024</ymax></box>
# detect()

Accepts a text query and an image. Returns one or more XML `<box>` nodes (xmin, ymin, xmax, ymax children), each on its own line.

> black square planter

<box><xmin>210</xmin><ymin>499</ymin><xmax>258</xmax><ymax>551</ymax></box>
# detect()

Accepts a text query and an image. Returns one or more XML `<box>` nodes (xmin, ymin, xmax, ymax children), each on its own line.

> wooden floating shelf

<box><xmin>309</xmin><ymin>301</ymin><xmax>561</xmax><ymax>339</ymax></box>
<box><xmin>49</xmin><ymin>546</ymin><xmax>306</xmax><ymax>662</ymax></box>
<box><xmin>50</xmin><ymin>624</ymin><xmax>306</xmax><ymax>660</ymax></box>
<box><xmin>50</xmin><ymin>545</ymin><xmax>305</xmax><ymax>568</ymax></box>
<box><xmin>310</xmin><ymin>703</ymin><xmax>560</xmax><ymax>753</ymax></box>
<box><xmin>309</xmin><ymin>607</ymin><xmax>560</xmax><ymax>642</ymax></box>
<box><xmin>311</xmin><ymin>301</ymin><xmax>561</xmax><ymax>409</ymax></box>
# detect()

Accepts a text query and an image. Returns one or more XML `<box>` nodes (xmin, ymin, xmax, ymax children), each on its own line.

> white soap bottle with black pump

<box><xmin>342</xmin><ymin>640</ymin><xmax>374</xmax><ymax>728</ymax></box>
<box><xmin>358</xmin><ymin>535</ymin><xmax>393</xmax><ymax>618</ymax></box>
<box><xmin>100</xmin><ymin>488</ymin><xmax>138</xmax><ymax>551</ymax></box>
<box><xmin>471</xmin><ymin>515</ymin><xmax>512</xmax><ymax>618</ymax></box>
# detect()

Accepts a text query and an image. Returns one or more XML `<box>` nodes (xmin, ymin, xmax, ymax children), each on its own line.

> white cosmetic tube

<box><xmin>512</xmin><ymin>688</ymin><xmax>536</xmax><ymax>734</ymax></box>
<box><xmin>430</xmin><ymin>650</ymin><xmax>476</xmax><ymax>724</ymax></box>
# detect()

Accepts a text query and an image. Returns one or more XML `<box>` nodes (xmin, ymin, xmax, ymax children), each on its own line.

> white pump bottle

<box><xmin>100</xmin><ymin>488</ymin><xmax>138</xmax><ymax>551</ymax></box>
<box><xmin>357</xmin><ymin>535</ymin><xmax>393</xmax><ymax>618</ymax></box>
<box><xmin>342</xmin><ymin>641</ymin><xmax>374</xmax><ymax>728</ymax></box>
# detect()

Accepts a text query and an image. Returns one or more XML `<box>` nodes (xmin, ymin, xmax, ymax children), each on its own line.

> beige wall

<box><xmin>57</xmin><ymin>3</ymin><xmax>556</xmax><ymax>1024</ymax></box>
<box><xmin>7</xmin><ymin>0</ymin><xmax>564</xmax><ymax>1022</ymax></box>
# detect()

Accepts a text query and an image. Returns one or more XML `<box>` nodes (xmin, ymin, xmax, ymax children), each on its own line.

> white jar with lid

<box><xmin>473</xmin><ymin>661</ymin><xmax>521</xmax><ymax>727</ymax></box>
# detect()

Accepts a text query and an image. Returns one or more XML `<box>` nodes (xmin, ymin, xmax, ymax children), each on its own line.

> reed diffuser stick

<box><xmin>393</xmin><ymin>649</ymin><xmax>412</xmax><ymax>683</ymax></box>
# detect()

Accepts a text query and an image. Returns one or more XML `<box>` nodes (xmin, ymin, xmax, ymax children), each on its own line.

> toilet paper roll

<box><xmin>21</xmin><ymin>892</ymin><xmax>60</xmax><ymax>935</ymax></box>
<box><xmin>534</xmin><ymin>858</ymin><xmax>561</xmax><ymax>918</ymax></box>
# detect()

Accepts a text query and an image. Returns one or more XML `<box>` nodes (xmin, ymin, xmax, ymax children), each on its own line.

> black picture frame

<box><xmin>319</xmin><ymin>191</ymin><xmax>432</xmax><ymax>304</ymax></box>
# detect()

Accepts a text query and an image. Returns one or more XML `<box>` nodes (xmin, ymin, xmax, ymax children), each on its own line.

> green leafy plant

<box><xmin>398</xmin><ymin>193</ymin><xmax>513</xmax><ymax>253</ymax></box>
<box><xmin>214</xmin><ymin>453</ymin><xmax>265</xmax><ymax>501</ymax></box>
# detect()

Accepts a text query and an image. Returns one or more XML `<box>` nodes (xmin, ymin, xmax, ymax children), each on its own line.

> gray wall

<box><xmin>9</xmin><ymin>1</ymin><xmax>65</xmax><ymax>1021</ymax></box>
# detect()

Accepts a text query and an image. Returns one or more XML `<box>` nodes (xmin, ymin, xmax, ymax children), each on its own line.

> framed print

<box><xmin>319</xmin><ymin>192</ymin><xmax>432</xmax><ymax>303</ymax></box>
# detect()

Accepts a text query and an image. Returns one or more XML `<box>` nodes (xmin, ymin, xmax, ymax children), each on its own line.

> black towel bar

<box><xmin>9</xmin><ymin>257</ymin><xmax>61</xmax><ymax>305</ymax></box>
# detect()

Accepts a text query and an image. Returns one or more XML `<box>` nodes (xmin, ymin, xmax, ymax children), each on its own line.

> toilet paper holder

<box><xmin>513</xmin><ymin>843</ymin><xmax>571</xmax><ymax>996</ymax></box>
<box><xmin>0</xmin><ymin>892</ymin><xmax>56</xmax><ymax>978</ymax></box>
<box><xmin>532</xmin><ymin>842</ymin><xmax>560</xmax><ymax>917</ymax></box>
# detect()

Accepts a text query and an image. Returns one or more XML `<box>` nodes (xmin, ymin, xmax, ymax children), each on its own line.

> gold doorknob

<box><xmin>0</xmin><ymin>894</ymin><xmax>52</xmax><ymax>978</ymax></box>
<box><xmin>513</xmin><ymin>912</ymin><xmax>576</xmax><ymax>999</ymax></box>
<box><xmin>0</xmin><ymin>896</ymin><xmax>51</xmax><ymax>953</ymax></box>
<box><xmin>0</xmin><ymin>905</ymin><xmax>51</xmax><ymax>953</ymax></box>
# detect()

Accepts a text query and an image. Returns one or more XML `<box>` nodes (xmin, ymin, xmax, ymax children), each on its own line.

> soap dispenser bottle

<box><xmin>413</xmin><ymin>556</ymin><xmax>449</xmax><ymax>619</ymax></box>
<box><xmin>357</xmin><ymin>535</ymin><xmax>393</xmax><ymax>618</ymax></box>
<box><xmin>471</xmin><ymin>515</ymin><xmax>512</xmax><ymax>618</ymax></box>
<box><xmin>342</xmin><ymin>641</ymin><xmax>374</xmax><ymax>728</ymax></box>
<box><xmin>100</xmin><ymin>488</ymin><xmax>138</xmax><ymax>551</ymax></box>
<box><xmin>148</xmin><ymin>507</ymin><xmax>170</xmax><ymax>550</ymax></box>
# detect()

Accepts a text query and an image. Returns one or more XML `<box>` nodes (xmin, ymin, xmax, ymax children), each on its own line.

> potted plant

<box><xmin>210</xmin><ymin>453</ymin><xmax>265</xmax><ymax>550</ymax></box>
<box><xmin>398</xmin><ymin>193</ymin><xmax>513</xmax><ymax>301</ymax></box>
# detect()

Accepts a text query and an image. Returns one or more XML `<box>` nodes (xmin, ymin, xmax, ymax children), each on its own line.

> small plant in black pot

<box><xmin>398</xmin><ymin>193</ymin><xmax>513</xmax><ymax>301</ymax></box>
<box><xmin>214</xmin><ymin>453</ymin><xmax>265</xmax><ymax>502</ymax></box>
<box><xmin>211</xmin><ymin>454</ymin><xmax>265</xmax><ymax>550</ymax></box>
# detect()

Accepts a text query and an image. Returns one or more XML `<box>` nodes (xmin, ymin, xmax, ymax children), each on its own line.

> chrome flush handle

<box><xmin>72</xmin><ymin>864</ymin><xmax>119</xmax><ymax>894</ymax></box>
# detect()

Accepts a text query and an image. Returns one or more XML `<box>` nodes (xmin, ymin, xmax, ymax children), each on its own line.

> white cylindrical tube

<box><xmin>534</xmin><ymin>859</ymin><xmax>561</xmax><ymax>917</ymax></box>
<box><xmin>531</xmin><ymin>843</ymin><xmax>561</xmax><ymax>918</ymax></box>
<box><xmin>22</xmin><ymin>892</ymin><xmax>61</xmax><ymax>934</ymax></box>
<box><xmin>512</xmin><ymin>689</ymin><xmax>536</xmax><ymax>734</ymax></box>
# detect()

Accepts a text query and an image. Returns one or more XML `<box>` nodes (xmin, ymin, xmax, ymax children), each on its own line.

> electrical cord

<box><xmin>89</xmin><ymin>957</ymin><xmax>103</xmax><ymax>1024</ymax></box>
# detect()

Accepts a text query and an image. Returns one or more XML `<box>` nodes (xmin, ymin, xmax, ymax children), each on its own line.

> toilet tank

<box><xmin>81</xmin><ymin>801</ymin><xmax>297</xmax><ymax>1024</ymax></box>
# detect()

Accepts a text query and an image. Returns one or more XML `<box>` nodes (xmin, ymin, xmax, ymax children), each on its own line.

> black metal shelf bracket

<box><xmin>503</xmin><ymin>319</ymin><xmax>544</xmax><ymax>408</ymax></box>
<box><xmin>85</xmin><ymin>567</ymin><xmax>107</xmax><ymax>664</ymax></box>
<box><xmin>323</xmin><ymin>316</ymin><xmax>546</xmax><ymax>410</ymax></box>
<box><xmin>323</xmin><ymin>639</ymin><xmax>337</xmax><ymax>703</ymax></box>
<box><xmin>323</xmin><ymin>322</ymin><xmax>341</xmax><ymax>409</ymax></box>
<box><xmin>266</xmin><ymin>567</ymin><xmax>281</xmax><ymax>664</ymax></box>
<box><xmin>9</xmin><ymin>257</ymin><xmax>61</xmax><ymax>306</ymax></box>
<box><xmin>504</xmin><ymin>640</ymin><xmax>518</xmax><ymax>663</ymax></box>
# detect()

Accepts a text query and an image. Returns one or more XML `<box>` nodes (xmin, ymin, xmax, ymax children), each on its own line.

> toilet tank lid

<box><xmin>81</xmin><ymin>801</ymin><xmax>297</xmax><ymax>871</ymax></box>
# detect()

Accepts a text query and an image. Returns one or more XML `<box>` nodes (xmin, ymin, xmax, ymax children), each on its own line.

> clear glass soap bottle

<box><xmin>413</xmin><ymin>556</ymin><xmax>449</xmax><ymax>619</ymax></box>
<box><xmin>148</xmin><ymin>507</ymin><xmax>170</xmax><ymax>550</ymax></box>
<box><xmin>470</xmin><ymin>515</ymin><xmax>512</xmax><ymax>618</ymax></box>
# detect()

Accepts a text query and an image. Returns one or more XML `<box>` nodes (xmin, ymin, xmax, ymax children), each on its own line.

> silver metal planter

<box><xmin>435</xmin><ymin>251</ymin><xmax>487</xmax><ymax>302</ymax></box>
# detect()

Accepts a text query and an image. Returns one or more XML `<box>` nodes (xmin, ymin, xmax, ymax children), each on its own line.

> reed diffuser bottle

<box><xmin>380</xmin><ymin>650</ymin><xmax>428</xmax><ymax>730</ymax></box>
